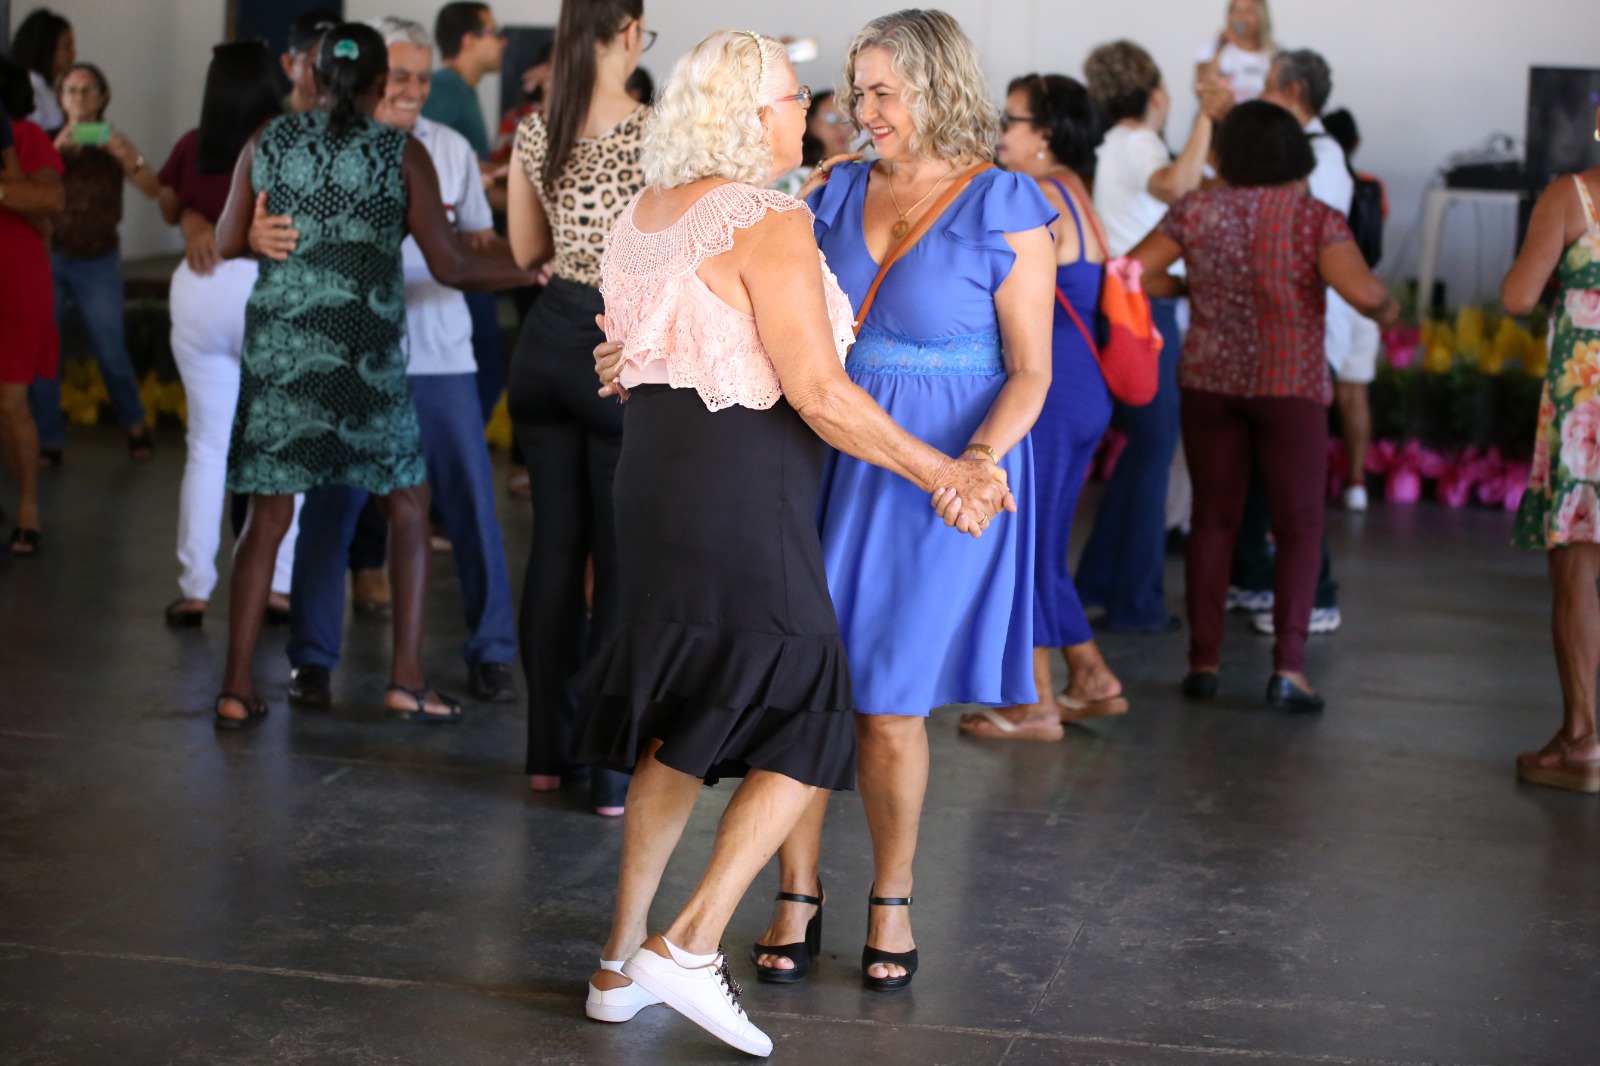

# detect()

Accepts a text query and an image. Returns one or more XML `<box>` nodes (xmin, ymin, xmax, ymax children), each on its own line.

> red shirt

<box><xmin>157</xmin><ymin>128</ymin><xmax>235</xmax><ymax>224</ymax></box>
<box><xmin>1160</xmin><ymin>186</ymin><xmax>1354</xmax><ymax>405</ymax></box>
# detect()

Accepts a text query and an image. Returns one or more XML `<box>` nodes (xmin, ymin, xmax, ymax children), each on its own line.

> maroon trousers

<box><xmin>1180</xmin><ymin>389</ymin><xmax>1328</xmax><ymax>674</ymax></box>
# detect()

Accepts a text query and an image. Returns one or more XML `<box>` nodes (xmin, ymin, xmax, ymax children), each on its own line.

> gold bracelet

<box><xmin>962</xmin><ymin>442</ymin><xmax>999</xmax><ymax>464</ymax></box>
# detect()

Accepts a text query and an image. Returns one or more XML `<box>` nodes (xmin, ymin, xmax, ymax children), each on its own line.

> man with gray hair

<box><xmin>256</xmin><ymin>15</ymin><xmax>521</xmax><ymax>707</ymax></box>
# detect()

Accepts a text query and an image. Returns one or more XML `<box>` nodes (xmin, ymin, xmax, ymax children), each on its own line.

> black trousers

<box><xmin>506</xmin><ymin>277</ymin><xmax>629</xmax><ymax>809</ymax></box>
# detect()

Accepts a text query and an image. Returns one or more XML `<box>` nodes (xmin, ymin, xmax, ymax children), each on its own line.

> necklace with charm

<box><xmin>886</xmin><ymin>163</ymin><xmax>958</xmax><ymax>239</ymax></box>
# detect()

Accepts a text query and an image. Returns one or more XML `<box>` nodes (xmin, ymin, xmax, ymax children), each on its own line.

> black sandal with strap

<box><xmin>213</xmin><ymin>691</ymin><xmax>268</xmax><ymax>730</ymax></box>
<box><xmin>749</xmin><ymin>877</ymin><xmax>824</xmax><ymax>984</ymax></box>
<box><xmin>862</xmin><ymin>891</ymin><xmax>918</xmax><ymax>992</ymax></box>
<box><xmin>386</xmin><ymin>684</ymin><xmax>463</xmax><ymax>723</ymax></box>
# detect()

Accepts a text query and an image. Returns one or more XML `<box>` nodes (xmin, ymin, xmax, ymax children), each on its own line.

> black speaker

<box><xmin>1526</xmin><ymin>66</ymin><xmax>1600</xmax><ymax>191</ymax></box>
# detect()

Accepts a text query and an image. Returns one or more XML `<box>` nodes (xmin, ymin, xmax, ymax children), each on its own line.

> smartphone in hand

<box><xmin>70</xmin><ymin>122</ymin><xmax>111</xmax><ymax>146</ymax></box>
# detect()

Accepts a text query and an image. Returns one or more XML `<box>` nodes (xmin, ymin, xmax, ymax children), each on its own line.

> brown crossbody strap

<box><xmin>852</xmin><ymin>162</ymin><xmax>995</xmax><ymax>336</ymax></box>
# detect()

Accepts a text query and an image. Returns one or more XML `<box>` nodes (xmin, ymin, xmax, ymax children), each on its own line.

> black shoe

<box><xmin>862</xmin><ymin>890</ymin><xmax>918</xmax><ymax>992</ymax></box>
<box><xmin>288</xmin><ymin>664</ymin><xmax>332</xmax><ymax>706</ymax></box>
<box><xmin>750</xmin><ymin>878</ymin><xmax>824</xmax><ymax>984</ymax></box>
<box><xmin>1181</xmin><ymin>671</ymin><xmax>1219</xmax><ymax>701</ymax></box>
<box><xmin>1266</xmin><ymin>675</ymin><xmax>1325</xmax><ymax>713</ymax></box>
<box><xmin>469</xmin><ymin>661</ymin><xmax>517</xmax><ymax>702</ymax></box>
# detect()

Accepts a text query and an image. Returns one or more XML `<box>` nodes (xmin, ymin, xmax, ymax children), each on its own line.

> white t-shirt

<box><xmin>26</xmin><ymin>71</ymin><xmax>64</xmax><ymax>130</ymax></box>
<box><xmin>1304</xmin><ymin>117</ymin><xmax>1357</xmax><ymax>367</ymax></box>
<box><xmin>1195</xmin><ymin>40</ymin><xmax>1274</xmax><ymax>103</ymax></box>
<box><xmin>1093</xmin><ymin>124</ymin><xmax>1173</xmax><ymax>258</ymax></box>
<box><xmin>401</xmin><ymin>116</ymin><xmax>493</xmax><ymax>376</ymax></box>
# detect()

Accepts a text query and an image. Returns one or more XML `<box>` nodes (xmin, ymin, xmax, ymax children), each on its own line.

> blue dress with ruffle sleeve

<box><xmin>808</xmin><ymin>162</ymin><xmax>1057</xmax><ymax>715</ymax></box>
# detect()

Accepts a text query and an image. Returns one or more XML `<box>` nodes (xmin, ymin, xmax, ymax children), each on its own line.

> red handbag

<box><xmin>1048</xmin><ymin>176</ymin><xmax>1164</xmax><ymax>407</ymax></box>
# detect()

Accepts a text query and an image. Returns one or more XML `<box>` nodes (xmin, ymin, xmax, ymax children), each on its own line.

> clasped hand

<box><xmin>930</xmin><ymin>458</ymin><xmax>1014</xmax><ymax>539</ymax></box>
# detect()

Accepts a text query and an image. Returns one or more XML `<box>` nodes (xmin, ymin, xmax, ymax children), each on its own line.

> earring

<box><xmin>1035</xmin><ymin>150</ymin><xmax>1047</xmax><ymax>160</ymax></box>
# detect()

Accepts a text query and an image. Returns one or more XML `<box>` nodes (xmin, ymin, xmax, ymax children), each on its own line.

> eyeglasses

<box><xmin>998</xmin><ymin>113</ymin><xmax>1036</xmax><ymax>132</ymax></box>
<box><xmin>640</xmin><ymin>28</ymin><xmax>658</xmax><ymax>52</ymax></box>
<box><xmin>816</xmin><ymin>110</ymin><xmax>845</xmax><ymax>125</ymax></box>
<box><xmin>775</xmin><ymin>85</ymin><xmax>812</xmax><ymax>111</ymax></box>
<box><xmin>470</xmin><ymin>24</ymin><xmax>508</xmax><ymax>39</ymax></box>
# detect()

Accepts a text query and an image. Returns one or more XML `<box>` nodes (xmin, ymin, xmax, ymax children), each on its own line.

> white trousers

<box><xmin>168</xmin><ymin>259</ymin><xmax>300</xmax><ymax>600</ymax></box>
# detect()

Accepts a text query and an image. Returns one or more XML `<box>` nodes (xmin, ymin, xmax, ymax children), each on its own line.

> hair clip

<box><xmin>333</xmin><ymin>39</ymin><xmax>360</xmax><ymax>60</ymax></box>
<box><xmin>741</xmin><ymin>31</ymin><xmax>768</xmax><ymax>99</ymax></box>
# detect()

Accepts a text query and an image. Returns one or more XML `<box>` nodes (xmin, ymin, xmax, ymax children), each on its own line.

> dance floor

<box><xmin>4</xmin><ymin>426</ymin><xmax>1598</xmax><ymax>1065</ymax></box>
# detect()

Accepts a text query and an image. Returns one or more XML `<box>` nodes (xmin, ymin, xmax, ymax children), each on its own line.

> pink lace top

<box><xmin>601</xmin><ymin>182</ymin><xmax>857</xmax><ymax>412</ymax></box>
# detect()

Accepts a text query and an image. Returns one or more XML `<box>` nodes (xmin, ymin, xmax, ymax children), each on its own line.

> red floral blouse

<box><xmin>1159</xmin><ymin>186</ymin><xmax>1354</xmax><ymax>405</ymax></box>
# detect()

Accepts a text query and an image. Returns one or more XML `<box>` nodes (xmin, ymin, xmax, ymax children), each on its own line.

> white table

<box><xmin>1415</xmin><ymin>186</ymin><xmax>1527</xmax><ymax>314</ymax></box>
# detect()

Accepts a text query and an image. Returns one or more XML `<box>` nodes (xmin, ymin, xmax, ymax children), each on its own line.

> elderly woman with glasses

<box><xmin>573</xmin><ymin>27</ymin><xmax>1010</xmax><ymax>1057</ymax></box>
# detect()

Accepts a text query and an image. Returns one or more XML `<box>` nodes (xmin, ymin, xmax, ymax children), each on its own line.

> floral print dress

<box><xmin>1515</xmin><ymin>175</ymin><xmax>1600</xmax><ymax>549</ymax></box>
<box><xmin>227</xmin><ymin>112</ymin><xmax>426</xmax><ymax>497</ymax></box>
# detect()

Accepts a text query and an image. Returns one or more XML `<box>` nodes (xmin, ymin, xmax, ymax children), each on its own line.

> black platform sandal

<box><xmin>213</xmin><ymin>691</ymin><xmax>267</xmax><ymax>730</ymax></box>
<box><xmin>749</xmin><ymin>877</ymin><xmax>824</xmax><ymax>984</ymax></box>
<box><xmin>386</xmin><ymin>684</ymin><xmax>463</xmax><ymax>723</ymax></box>
<box><xmin>862</xmin><ymin>891</ymin><xmax>918</xmax><ymax>992</ymax></box>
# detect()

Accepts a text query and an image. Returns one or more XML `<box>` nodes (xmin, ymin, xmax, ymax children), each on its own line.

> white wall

<box><xmin>17</xmin><ymin>0</ymin><xmax>1600</xmax><ymax>304</ymax></box>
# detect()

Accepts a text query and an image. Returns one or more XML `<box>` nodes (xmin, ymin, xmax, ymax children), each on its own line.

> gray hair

<box><xmin>369</xmin><ymin>16</ymin><xmax>435</xmax><ymax>53</ymax></box>
<box><xmin>1271</xmin><ymin>48</ymin><xmax>1331</xmax><ymax>116</ymax></box>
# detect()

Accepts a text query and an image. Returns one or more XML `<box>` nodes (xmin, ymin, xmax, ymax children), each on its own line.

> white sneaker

<box><xmin>586</xmin><ymin>959</ymin><xmax>661</xmax><ymax>1023</ymax></box>
<box><xmin>1226</xmin><ymin>586</ymin><xmax>1274</xmax><ymax>613</ymax></box>
<box><xmin>1251</xmin><ymin>607</ymin><xmax>1342</xmax><ymax>635</ymax></box>
<box><xmin>624</xmin><ymin>936</ymin><xmax>773</xmax><ymax>1057</ymax></box>
<box><xmin>1343</xmin><ymin>485</ymin><xmax>1369</xmax><ymax>512</ymax></box>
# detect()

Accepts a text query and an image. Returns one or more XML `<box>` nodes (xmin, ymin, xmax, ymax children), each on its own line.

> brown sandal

<box><xmin>957</xmin><ymin>708</ymin><xmax>1064</xmax><ymax>741</ymax></box>
<box><xmin>1056</xmin><ymin>692</ymin><xmax>1129</xmax><ymax>722</ymax></box>
<box><xmin>1516</xmin><ymin>736</ymin><xmax>1600</xmax><ymax>794</ymax></box>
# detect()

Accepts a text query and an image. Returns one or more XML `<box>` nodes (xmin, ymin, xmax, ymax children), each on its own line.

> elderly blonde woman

<box><xmin>740</xmin><ymin>8</ymin><xmax>1057</xmax><ymax>993</ymax></box>
<box><xmin>573</xmin><ymin>28</ymin><xmax>1011</xmax><ymax>1057</ymax></box>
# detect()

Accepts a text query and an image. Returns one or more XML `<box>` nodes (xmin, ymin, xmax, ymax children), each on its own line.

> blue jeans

<box><xmin>1075</xmin><ymin>297</ymin><xmax>1184</xmax><ymax>629</ymax></box>
<box><xmin>287</xmin><ymin>372</ymin><xmax>517</xmax><ymax>671</ymax></box>
<box><xmin>30</xmin><ymin>251</ymin><xmax>146</xmax><ymax>446</ymax></box>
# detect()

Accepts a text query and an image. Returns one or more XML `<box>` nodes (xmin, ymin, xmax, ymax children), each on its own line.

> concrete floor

<box><xmin>3</xmin><ymin>426</ymin><xmax>1599</xmax><ymax>1066</ymax></box>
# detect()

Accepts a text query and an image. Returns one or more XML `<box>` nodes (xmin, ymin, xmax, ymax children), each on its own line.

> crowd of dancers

<box><xmin>3</xmin><ymin>0</ymin><xmax>1599</xmax><ymax>1057</ymax></box>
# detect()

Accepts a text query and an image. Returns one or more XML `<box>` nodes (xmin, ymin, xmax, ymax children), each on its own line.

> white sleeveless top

<box><xmin>600</xmin><ymin>182</ymin><xmax>856</xmax><ymax>412</ymax></box>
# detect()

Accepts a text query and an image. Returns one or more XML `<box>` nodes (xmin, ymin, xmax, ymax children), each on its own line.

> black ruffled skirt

<box><xmin>572</xmin><ymin>384</ymin><xmax>857</xmax><ymax>790</ymax></box>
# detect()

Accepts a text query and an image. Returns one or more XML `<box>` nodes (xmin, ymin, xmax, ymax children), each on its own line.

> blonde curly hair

<box><xmin>640</xmin><ymin>29</ymin><xmax>788</xmax><ymax>189</ymax></box>
<box><xmin>837</xmin><ymin>9</ymin><xmax>996</xmax><ymax>164</ymax></box>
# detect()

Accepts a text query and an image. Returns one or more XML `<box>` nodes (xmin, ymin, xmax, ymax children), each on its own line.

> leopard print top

<box><xmin>513</xmin><ymin>107</ymin><xmax>648</xmax><ymax>288</ymax></box>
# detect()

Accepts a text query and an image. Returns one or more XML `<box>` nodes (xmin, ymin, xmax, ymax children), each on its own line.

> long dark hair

<box><xmin>198</xmin><ymin>41</ymin><xmax>282</xmax><ymax>175</ymax></box>
<box><xmin>1009</xmin><ymin>73</ymin><xmax>1103</xmax><ymax>180</ymax></box>
<box><xmin>0</xmin><ymin>54</ymin><xmax>35</xmax><ymax>121</ymax></box>
<box><xmin>9</xmin><ymin>8</ymin><xmax>71</xmax><ymax>82</ymax></box>
<box><xmin>542</xmin><ymin>0</ymin><xmax>642</xmax><ymax>191</ymax></box>
<box><xmin>317</xmin><ymin>23</ymin><xmax>389</xmax><ymax>138</ymax></box>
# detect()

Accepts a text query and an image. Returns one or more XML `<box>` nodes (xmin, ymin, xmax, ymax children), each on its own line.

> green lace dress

<box><xmin>1514</xmin><ymin>175</ymin><xmax>1600</xmax><ymax>550</ymax></box>
<box><xmin>227</xmin><ymin>111</ymin><xmax>426</xmax><ymax>497</ymax></box>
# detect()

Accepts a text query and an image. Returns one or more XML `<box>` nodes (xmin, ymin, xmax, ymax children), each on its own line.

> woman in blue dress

<box><xmin>959</xmin><ymin>74</ymin><xmax>1129</xmax><ymax>741</ymax></box>
<box><xmin>746</xmin><ymin>11</ymin><xmax>1056</xmax><ymax>991</ymax></box>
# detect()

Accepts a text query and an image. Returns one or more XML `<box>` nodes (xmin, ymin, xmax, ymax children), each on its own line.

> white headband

<box><xmin>741</xmin><ymin>31</ymin><xmax>769</xmax><ymax>101</ymax></box>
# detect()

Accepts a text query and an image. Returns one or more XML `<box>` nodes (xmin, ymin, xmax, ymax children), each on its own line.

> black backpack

<box><xmin>1313</xmin><ymin>132</ymin><xmax>1385</xmax><ymax>267</ymax></box>
<box><xmin>1346</xmin><ymin>173</ymin><xmax>1385</xmax><ymax>267</ymax></box>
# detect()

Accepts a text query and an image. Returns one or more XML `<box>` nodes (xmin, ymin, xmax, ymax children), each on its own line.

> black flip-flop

<box><xmin>214</xmin><ymin>691</ymin><xmax>268</xmax><ymax>729</ymax></box>
<box><xmin>386</xmin><ymin>684</ymin><xmax>463</xmax><ymax>724</ymax></box>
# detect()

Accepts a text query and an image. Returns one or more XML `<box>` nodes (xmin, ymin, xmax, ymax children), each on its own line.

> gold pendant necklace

<box><xmin>887</xmin><ymin>164</ymin><xmax>957</xmax><ymax>239</ymax></box>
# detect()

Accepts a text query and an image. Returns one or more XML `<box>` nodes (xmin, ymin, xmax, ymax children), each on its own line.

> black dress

<box><xmin>571</xmin><ymin>384</ymin><xmax>858</xmax><ymax>791</ymax></box>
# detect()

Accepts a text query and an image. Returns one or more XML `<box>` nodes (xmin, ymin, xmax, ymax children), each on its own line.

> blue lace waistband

<box><xmin>847</xmin><ymin>327</ymin><xmax>1005</xmax><ymax>377</ymax></box>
